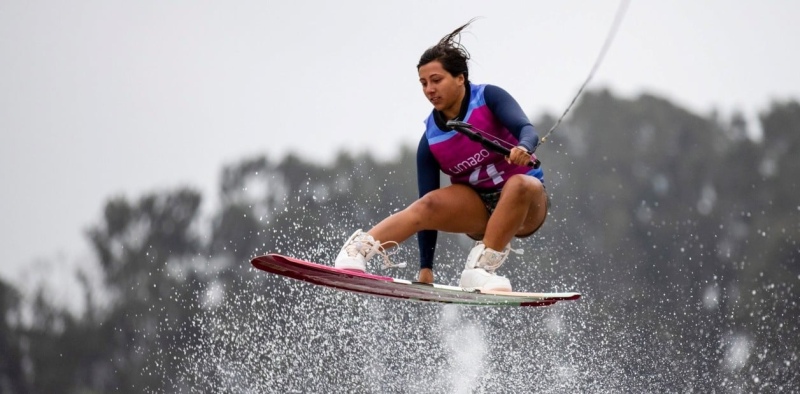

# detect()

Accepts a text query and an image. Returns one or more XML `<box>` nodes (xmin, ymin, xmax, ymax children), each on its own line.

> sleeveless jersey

<box><xmin>423</xmin><ymin>84</ymin><xmax>542</xmax><ymax>191</ymax></box>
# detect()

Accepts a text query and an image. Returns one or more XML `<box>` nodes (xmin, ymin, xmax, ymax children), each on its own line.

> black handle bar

<box><xmin>445</xmin><ymin>120</ymin><xmax>541</xmax><ymax>169</ymax></box>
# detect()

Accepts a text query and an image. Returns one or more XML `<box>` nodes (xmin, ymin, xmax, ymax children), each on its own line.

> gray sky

<box><xmin>2</xmin><ymin>0</ymin><xmax>799</xmax><ymax>292</ymax></box>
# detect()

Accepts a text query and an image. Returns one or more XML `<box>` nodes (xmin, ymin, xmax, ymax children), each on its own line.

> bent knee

<box><xmin>409</xmin><ymin>192</ymin><xmax>444</xmax><ymax>217</ymax></box>
<box><xmin>504</xmin><ymin>175</ymin><xmax>544</xmax><ymax>198</ymax></box>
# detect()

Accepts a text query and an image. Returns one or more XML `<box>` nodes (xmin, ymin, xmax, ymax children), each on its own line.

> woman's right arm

<box><xmin>416</xmin><ymin>135</ymin><xmax>440</xmax><ymax>270</ymax></box>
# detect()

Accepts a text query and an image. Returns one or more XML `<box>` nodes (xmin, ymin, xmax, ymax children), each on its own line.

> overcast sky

<box><xmin>2</xmin><ymin>0</ymin><xmax>799</xmax><ymax>290</ymax></box>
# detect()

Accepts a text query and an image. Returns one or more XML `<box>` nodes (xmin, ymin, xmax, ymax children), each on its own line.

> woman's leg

<box><xmin>365</xmin><ymin>183</ymin><xmax>489</xmax><ymax>283</ymax></box>
<box><xmin>367</xmin><ymin>183</ymin><xmax>489</xmax><ymax>244</ymax></box>
<box><xmin>455</xmin><ymin>175</ymin><xmax>547</xmax><ymax>290</ymax></box>
<box><xmin>481</xmin><ymin>175</ymin><xmax>548</xmax><ymax>251</ymax></box>
<box><xmin>335</xmin><ymin>183</ymin><xmax>489</xmax><ymax>275</ymax></box>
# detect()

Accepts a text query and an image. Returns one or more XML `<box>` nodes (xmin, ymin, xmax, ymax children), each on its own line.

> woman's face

<box><xmin>418</xmin><ymin>60</ymin><xmax>465</xmax><ymax>115</ymax></box>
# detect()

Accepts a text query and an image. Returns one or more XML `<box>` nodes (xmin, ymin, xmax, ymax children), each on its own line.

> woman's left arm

<box><xmin>484</xmin><ymin>85</ymin><xmax>540</xmax><ymax>153</ymax></box>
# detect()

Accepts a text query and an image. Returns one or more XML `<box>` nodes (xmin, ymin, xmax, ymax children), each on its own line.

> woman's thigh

<box><xmin>411</xmin><ymin>183</ymin><xmax>491</xmax><ymax>234</ymax></box>
<box><xmin>369</xmin><ymin>183</ymin><xmax>492</xmax><ymax>244</ymax></box>
<box><xmin>469</xmin><ymin>176</ymin><xmax>548</xmax><ymax>240</ymax></box>
<box><xmin>514</xmin><ymin>182</ymin><xmax>549</xmax><ymax>238</ymax></box>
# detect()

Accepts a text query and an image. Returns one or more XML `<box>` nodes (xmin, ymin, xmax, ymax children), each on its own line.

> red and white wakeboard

<box><xmin>251</xmin><ymin>254</ymin><xmax>580</xmax><ymax>307</ymax></box>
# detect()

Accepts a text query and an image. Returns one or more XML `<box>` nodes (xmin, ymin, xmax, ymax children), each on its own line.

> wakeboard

<box><xmin>251</xmin><ymin>254</ymin><xmax>580</xmax><ymax>307</ymax></box>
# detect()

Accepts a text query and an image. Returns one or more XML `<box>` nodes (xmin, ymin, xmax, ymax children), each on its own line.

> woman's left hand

<box><xmin>507</xmin><ymin>146</ymin><xmax>532</xmax><ymax>166</ymax></box>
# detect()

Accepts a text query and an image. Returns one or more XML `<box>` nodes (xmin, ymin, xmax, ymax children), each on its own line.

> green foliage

<box><xmin>0</xmin><ymin>279</ymin><xmax>28</xmax><ymax>394</ymax></box>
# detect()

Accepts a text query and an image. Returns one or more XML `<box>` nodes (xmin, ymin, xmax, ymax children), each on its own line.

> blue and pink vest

<box><xmin>423</xmin><ymin>84</ymin><xmax>543</xmax><ymax>191</ymax></box>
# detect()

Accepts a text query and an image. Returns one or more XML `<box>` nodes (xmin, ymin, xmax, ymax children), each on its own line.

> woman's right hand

<box><xmin>418</xmin><ymin>268</ymin><xmax>434</xmax><ymax>284</ymax></box>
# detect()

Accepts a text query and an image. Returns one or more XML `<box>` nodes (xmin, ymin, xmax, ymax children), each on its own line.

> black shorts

<box><xmin>469</xmin><ymin>188</ymin><xmax>550</xmax><ymax>240</ymax></box>
<box><xmin>476</xmin><ymin>188</ymin><xmax>551</xmax><ymax>215</ymax></box>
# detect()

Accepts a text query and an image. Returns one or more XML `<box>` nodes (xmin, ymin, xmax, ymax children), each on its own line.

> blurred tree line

<box><xmin>1</xmin><ymin>91</ymin><xmax>797</xmax><ymax>393</ymax></box>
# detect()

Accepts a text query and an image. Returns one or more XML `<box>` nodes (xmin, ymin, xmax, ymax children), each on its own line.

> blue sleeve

<box><xmin>484</xmin><ymin>85</ymin><xmax>540</xmax><ymax>152</ymax></box>
<box><xmin>416</xmin><ymin>134</ymin><xmax>439</xmax><ymax>270</ymax></box>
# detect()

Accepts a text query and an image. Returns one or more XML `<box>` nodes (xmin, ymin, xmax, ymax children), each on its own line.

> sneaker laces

<box><xmin>376</xmin><ymin>240</ymin><xmax>406</xmax><ymax>269</ymax></box>
<box><xmin>476</xmin><ymin>241</ymin><xmax>523</xmax><ymax>273</ymax></box>
<box><xmin>344</xmin><ymin>231</ymin><xmax>406</xmax><ymax>269</ymax></box>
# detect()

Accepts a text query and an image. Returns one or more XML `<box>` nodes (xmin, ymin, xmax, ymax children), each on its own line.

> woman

<box><xmin>334</xmin><ymin>20</ymin><xmax>548</xmax><ymax>292</ymax></box>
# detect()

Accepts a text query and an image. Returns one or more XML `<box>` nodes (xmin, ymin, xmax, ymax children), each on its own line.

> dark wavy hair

<box><xmin>417</xmin><ymin>19</ymin><xmax>476</xmax><ymax>82</ymax></box>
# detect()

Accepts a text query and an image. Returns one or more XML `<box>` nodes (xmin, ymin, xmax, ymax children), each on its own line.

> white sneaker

<box><xmin>334</xmin><ymin>230</ymin><xmax>403</xmax><ymax>271</ymax></box>
<box><xmin>458</xmin><ymin>242</ymin><xmax>514</xmax><ymax>292</ymax></box>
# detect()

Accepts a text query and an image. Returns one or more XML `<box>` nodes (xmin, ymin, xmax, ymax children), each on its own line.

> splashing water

<box><xmin>439</xmin><ymin>305</ymin><xmax>487</xmax><ymax>392</ymax></box>
<box><xmin>139</xmin><ymin>204</ymin><xmax>797</xmax><ymax>393</ymax></box>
